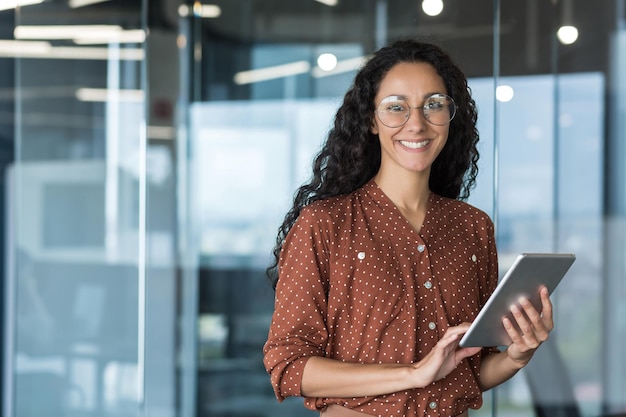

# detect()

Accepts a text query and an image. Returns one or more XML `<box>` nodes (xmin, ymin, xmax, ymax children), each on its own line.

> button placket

<box><xmin>416</xmin><ymin>241</ymin><xmax>437</xmax><ymax>334</ymax></box>
<box><xmin>415</xmin><ymin>240</ymin><xmax>429</xmax><ymax>283</ymax></box>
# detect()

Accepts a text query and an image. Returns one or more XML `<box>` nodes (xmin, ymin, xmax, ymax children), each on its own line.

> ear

<box><xmin>370</xmin><ymin>118</ymin><xmax>379</xmax><ymax>135</ymax></box>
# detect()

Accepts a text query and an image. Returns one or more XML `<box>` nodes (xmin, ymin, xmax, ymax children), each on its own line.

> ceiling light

<box><xmin>50</xmin><ymin>47</ymin><xmax>144</xmax><ymax>60</ymax></box>
<box><xmin>422</xmin><ymin>0</ymin><xmax>444</xmax><ymax>17</ymax></box>
<box><xmin>314</xmin><ymin>0</ymin><xmax>338</xmax><ymax>6</ymax></box>
<box><xmin>0</xmin><ymin>0</ymin><xmax>44</xmax><ymax>12</ymax></box>
<box><xmin>15</xmin><ymin>25</ymin><xmax>145</xmax><ymax>45</ymax></box>
<box><xmin>496</xmin><ymin>85</ymin><xmax>514</xmax><ymax>102</ymax></box>
<box><xmin>195</xmin><ymin>4</ymin><xmax>221</xmax><ymax>18</ymax></box>
<box><xmin>0</xmin><ymin>40</ymin><xmax>51</xmax><ymax>55</ymax></box>
<box><xmin>234</xmin><ymin>61</ymin><xmax>311</xmax><ymax>85</ymax></box>
<box><xmin>317</xmin><ymin>53</ymin><xmax>338</xmax><ymax>71</ymax></box>
<box><xmin>15</xmin><ymin>25</ymin><xmax>123</xmax><ymax>40</ymax></box>
<box><xmin>311</xmin><ymin>56</ymin><xmax>366</xmax><ymax>78</ymax></box>
<box><xmin>68</xmin><ymin>0</ymin><xmax>112</xmax><ymax>8</ymax></box>
<box><xmin>76</xmin><ymin>88</ymin><xmax>144</xmax><ymax>102</ymax></box>
<box><xmin>0</xmin><ymin>43</ymin><xmax>143</xmax><ymax>60</ymax></box>
<box><xmin>178</xmin><ymin>4</ymin><xmax>221</xmax><ymax>18</ymax></box>
<box><xmin>72</xmin><ymin>29</ymin><xmax>146</xmax><ymax>45</ymax></box>
<box><xmin>557</xmin><ymin>25</ymin><xmax>578</xmax><ymax>45</ymax></box>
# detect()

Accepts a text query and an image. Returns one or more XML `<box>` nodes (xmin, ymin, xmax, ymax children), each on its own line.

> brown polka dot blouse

<box><xmin>263</xmin><ymin>180</ymin><xmax>499</xmax><ymax>417</ymax></box>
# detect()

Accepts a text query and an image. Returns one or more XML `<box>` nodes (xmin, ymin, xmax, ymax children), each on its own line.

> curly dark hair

<box><xmin>268</xmin><ymin>38</ymin><xmax>480</xmax><ymax>287</ymax></box>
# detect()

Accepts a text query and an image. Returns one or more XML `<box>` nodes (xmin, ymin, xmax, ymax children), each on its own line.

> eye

<box><xmin>425</xmin><ymin>96</ymin><xmax>448</xmax><ymax>112</ymax></box>
<box><xmin>386</xmin><ymin>102</ymin><xmax>408</xmax><ymax>113</ymax></box>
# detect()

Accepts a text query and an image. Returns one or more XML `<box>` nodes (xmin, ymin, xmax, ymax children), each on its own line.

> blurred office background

<box><xmin>0</xmin><ymin>0</ymin><xmax>624</xmax><ymax>416</ymax></box>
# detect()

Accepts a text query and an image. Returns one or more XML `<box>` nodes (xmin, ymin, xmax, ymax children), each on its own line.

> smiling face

<box><xmin>371</xmin><ymin>61</ymin><xmax>451</xmax><ymax>180</ymax></box>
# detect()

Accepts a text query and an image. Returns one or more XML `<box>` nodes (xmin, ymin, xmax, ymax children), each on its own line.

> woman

<box><xmin>263</xmin><ymin>39</ymin><xmax>554</xmax><ymax>417</ymax></box>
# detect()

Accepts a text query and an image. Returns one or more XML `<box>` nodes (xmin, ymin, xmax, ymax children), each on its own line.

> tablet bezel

<box><xmin>459</xmin><ymin>253</ymin><xmax>576</xmax><ymax>348</ymax></box>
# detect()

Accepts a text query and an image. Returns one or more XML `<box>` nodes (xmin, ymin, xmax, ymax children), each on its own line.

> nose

<box><xmin>404</xmin><ymin>106</ymin><xmax>428</xmax><ymax>131</ymax></box>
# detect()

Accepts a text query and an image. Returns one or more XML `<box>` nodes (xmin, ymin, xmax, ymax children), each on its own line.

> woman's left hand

<box><xmin>502</xmin><ymin>285</ymin><xmax>554</xmax><ymax>367</ymax></box>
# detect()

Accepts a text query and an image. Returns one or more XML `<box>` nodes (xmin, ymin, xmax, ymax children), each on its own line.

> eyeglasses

<box><xmin>375</xmin><ymin>93</ymin><xmax>457</xmax><ymax>128</ymax></box>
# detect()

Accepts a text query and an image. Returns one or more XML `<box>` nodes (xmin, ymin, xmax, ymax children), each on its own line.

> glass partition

<box><xmin>3</xmin><ymin>2</ymin><xmax>177</xmax><ymax>417</ymax></box>
<box><xmin>494</xmin><ymin>1</ymin><xmax>624</xmax><ymax>416</ymax></box>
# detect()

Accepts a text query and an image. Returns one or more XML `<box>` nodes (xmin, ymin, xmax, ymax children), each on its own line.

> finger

<box><xmin>437</xmin><ymin>330</ymin><xmax>463</xmax><ymax>350</ymax></box>
<box><xmin>539</xmin><ymin>286</ymin><xmax>554</xmax><ymax>330</ymax></box>
<box><xmin>445</xmin><ymin>322</ymin><xmax>472</xmax><ymax>335</ymax></box>
<box><xmin>510</xmin><ymin>304</ymin><xmax>541</xmax><ymax>348</ymax></box>
<box><xmin>438</xmin><ymin>322</ymin><xmax>481</xmax><ymax>352</ymax></box>
<box><xmin>440</xmin><ymin>324</ymin><xmax>471</xmax><ymax>343</ymax></box>
<box><xmin>518</xmin><ymin>299</ymin><xmax>550</xmax><ymax>343</ymax></box>
<box><xmin>518</xmin><ymin>297</ymin><xmax>545</xmax><ymax>328</ymax></box>
<box><xmin>432</xmin><ymin>333</ymin><xmax>456</xmax><ymax>353</ymax></box>
<box><xmin>502</xmin><ymin>317</ymin><xmax>524</xmax><ymax>345</ymax></box>
<box><xmin>456</xmin><ymin>346</ymin><xmax>481</xmax><ymax>360</ymax></box>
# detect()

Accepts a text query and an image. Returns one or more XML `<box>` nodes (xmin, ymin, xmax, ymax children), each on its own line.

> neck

<box><xmin>373</xmin><ymin>169</ymin><xmax>431</xmax><ymax>213</ymax></box>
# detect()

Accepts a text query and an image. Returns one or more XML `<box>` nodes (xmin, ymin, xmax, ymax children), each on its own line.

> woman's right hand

<box><xmin>410</xmin><ymin>323</ymin><xmax>481</xmax><ymax>387</ymax></box>
<box><xmin>301</xmin><ymin>323</ymin><xmax>480</xmax><ymax>398</ymax></box>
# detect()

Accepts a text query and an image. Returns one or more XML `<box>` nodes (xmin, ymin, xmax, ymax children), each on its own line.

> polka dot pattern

<box><xmin>263</xmin><ymin>180</ymin><xmax>499</xmax><ymax>417</ymax></box>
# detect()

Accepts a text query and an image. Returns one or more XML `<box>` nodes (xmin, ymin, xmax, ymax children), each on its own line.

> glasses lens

<box><xmin>377</xmin><ymin>96</ymin><xmax>409</xmax><ymax>128</ymax></box>
<box><xmin>423</xmin><ymin>94</ymin><xmax>456</xmax><ymax>125</ymax></box>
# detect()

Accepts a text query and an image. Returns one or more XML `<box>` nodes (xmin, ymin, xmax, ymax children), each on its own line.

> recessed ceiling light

<box><xmin>496</xmin><ymin>85</ymin><xmax>514</xmax><ymax>102</ymax></box>
<box><xmin>317</xmin><ymin>53</ymin><xmax>338</xmax><ymax>71</ymax></box>
<box><xmin>557</xmin><ymin>25</ymin><xmax>579</xmax><ymax>45</ymax></box>
<box><xmin>422</xmin><ymin>0</ymin><xmax>444</xmax><ymax>16</ymax></box>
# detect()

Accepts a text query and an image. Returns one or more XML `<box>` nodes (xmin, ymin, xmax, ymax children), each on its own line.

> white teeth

<box><xmin>399</xmin><ymin>140</ymin><xmax>430</xmax><ymax>149</ymax></box>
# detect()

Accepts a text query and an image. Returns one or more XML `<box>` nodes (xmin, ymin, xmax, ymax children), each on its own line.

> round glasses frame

<box><xmin>375</xmin><ymin>93</ymin><xmax>457</xmax><ymax>128</ymax></box>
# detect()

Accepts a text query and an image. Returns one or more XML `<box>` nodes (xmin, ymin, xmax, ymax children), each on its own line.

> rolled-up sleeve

<box><xmin>263</xmin><ymin>206</ymin><xmax>332</xmax><ymax>401</ymax></box>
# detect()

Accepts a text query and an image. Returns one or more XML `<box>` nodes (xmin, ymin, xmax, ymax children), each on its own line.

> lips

<box><xmin>398</xmin><ymin>140</ymin><xmax>432</xmax><ymax>149</ymax></box>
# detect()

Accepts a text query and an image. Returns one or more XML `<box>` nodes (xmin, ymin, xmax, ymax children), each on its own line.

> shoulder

<box><xmin>432</xmin><ymin>194</ymin><xmax>494</xmax><ymax>228</ymax></box>
<box><xmin>291</xmin><ymin>186</ymin><xmax>373</xmax><ymax>243</ymax></box>
<box><xmin>299</xmin><ymin>188</ymin><xmax>363</xmax><ymax>223</ymax></box>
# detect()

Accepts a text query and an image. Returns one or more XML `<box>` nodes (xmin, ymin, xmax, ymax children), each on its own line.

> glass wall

<box><xmin>0</xmin><ymin>1</ymin><xmax>625</xmax><ymax>417</ymax></box>
<box><xmin>2</xmin><ymin>1</ymin><xmax>178</xmax><ymax>417</ymax></box>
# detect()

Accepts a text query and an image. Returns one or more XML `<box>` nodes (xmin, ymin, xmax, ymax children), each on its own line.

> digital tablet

<box><xmin>459</xmin><ymin>253</ymin><xmax>576</xmax><ymax>348</ymax></box>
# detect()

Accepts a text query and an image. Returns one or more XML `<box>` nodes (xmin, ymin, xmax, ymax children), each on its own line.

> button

<box><xmin>424</xmin><ymin>281</ymin><xmax>433</xmax><ymax>289</ymax></box>
<box><xmin>428</xmin><ymin>322</ymin><xmax>436</xmax><ymax>330</ymax></box>
<box><xmin>471</xmin><ymin>254</ymin><xmax>477</xmax><ymax>262</ymax></box>
<box><xmin>417</xmin><ymin>244</ymin><xmax>425</xmax><ymax>252</ymax></box>
<box><xmin>358</xmin><ymin>252</ymin><xmax>365</xmax><ymax>260</ymax></box>
<box><xmin>429</xmin><ymin>401</ymin><xmax>437</xmax><ymax>409</ymax></box>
